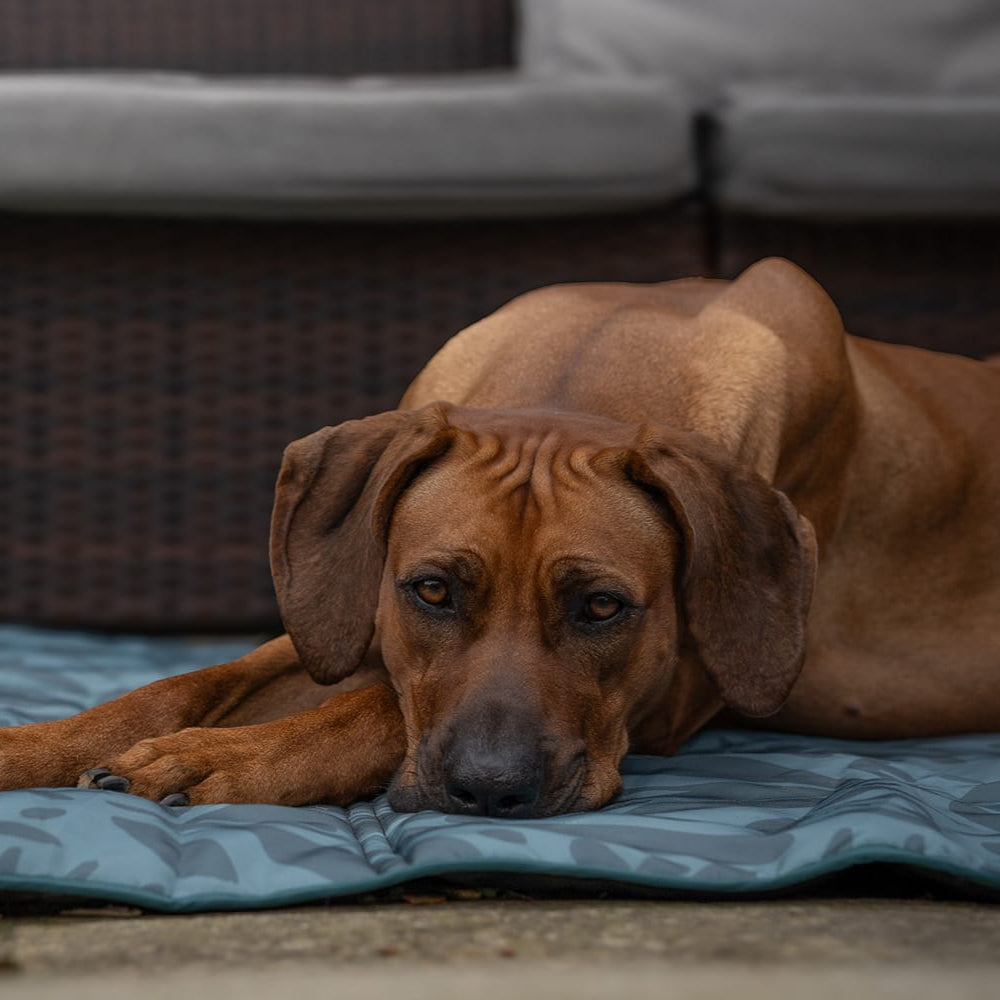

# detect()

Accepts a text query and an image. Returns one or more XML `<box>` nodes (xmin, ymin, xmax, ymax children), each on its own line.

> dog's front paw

<box><xmin>77</xmin><ymin>726</ymin><xmax>304</xmax><ymax>807</ymax></box>
<box><xmin>78</xmin><ymin>762</ymin><xmax>189</xmax><ymax>807</ymax></box>
<box><xmin>78</xmin><ymin>728</ymin><xmax>236</xmax><ymax>806</ymax></box>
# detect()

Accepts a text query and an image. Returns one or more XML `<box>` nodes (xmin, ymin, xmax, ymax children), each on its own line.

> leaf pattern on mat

<box><xmin>1</xmin><ymin>625</ymin><xmax>1000</xmax><ymax>910</ymax></box>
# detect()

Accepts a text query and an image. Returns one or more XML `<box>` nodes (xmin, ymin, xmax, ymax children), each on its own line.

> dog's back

<box><xmin>404</xmin><ymin>257</ymin><xmax>1000</xmax><ymax>738</ymax></box>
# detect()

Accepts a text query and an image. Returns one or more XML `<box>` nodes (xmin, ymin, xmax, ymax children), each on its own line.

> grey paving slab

<box><xmin>1</xmin><ymin>962</ymin><xmax>999</xmax><ymax>1000</ymax></box>
<box><xmin>2</xmin><ymin>898</ymin><xmax>999</xmax><ymax>974</ymax></box>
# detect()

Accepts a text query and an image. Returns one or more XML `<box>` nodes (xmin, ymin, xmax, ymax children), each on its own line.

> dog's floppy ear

<box><xmin>627</xmin><ymin>434</ymin><xmax>817</xmax><ymax>717</ymax></box>
<box><xmin>270</xmin><ymin>405</ymin><xmax>453</xmax><ymax>683</ymax></box>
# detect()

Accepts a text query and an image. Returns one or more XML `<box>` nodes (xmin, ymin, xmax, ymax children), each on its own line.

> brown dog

<box><xmin>2</xmin><ymin>259</ymin><xmax>998</xmax><ymax>816</ymax></box>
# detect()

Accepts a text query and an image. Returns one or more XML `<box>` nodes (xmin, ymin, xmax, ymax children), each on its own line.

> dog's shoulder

<box><xmin>401</xmin><ymin>259</ymin><xmax>854</xmax><ymax>476</ymax></box>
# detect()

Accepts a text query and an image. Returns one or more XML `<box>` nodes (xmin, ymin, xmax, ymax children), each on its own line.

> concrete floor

<box><xmin>2</xmin><ymin>890</ymin><xmax>999</xmax><ymax>999</ymax></box>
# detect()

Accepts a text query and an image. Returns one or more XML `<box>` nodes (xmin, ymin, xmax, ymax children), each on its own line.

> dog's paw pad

<box><xmin>95</xmin><ymin>774</ymin><xmax>130</xmax><ymax>792</ymax></box>
<box><xmin>159</xmin><ymin>793</ymin><xmax>189</xmax><ymax>808</ymax></box>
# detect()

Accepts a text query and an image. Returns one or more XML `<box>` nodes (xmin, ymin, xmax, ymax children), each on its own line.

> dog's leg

<box><xmin>0</xmin><ymin>635</ymin><xmax>381</xmax><ymax>793</ymax></box>
<box><xmin>83</xmin><ymin>682</ymin><xmax>405</xmax><ymax>806</ymax></box>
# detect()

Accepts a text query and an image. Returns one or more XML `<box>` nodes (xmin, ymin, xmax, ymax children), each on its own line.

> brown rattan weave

<box><xmin>1</xmin><ymin>207</ymin><xmax>706</xmax><ymax>629</ymax></box>
<box><xmin>0</xmin><ymin>0</ymin><xmax>514</xmax><ymax>75</ymax></box>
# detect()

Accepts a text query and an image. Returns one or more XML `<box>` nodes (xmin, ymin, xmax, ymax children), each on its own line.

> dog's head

<box><xmin>271</xmin><ymin>403</ymin><xmax>816</xmax><ymax>816</ymax></box>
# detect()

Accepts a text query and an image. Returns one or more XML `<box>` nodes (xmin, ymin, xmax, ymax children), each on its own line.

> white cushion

<box><xmin>518</xmin><ymin>1</ymin><xmax>1000</xmax><ymax>216</ymax></box>
<box><xmin>521</xmin><ymin>0</ymin><xmax>1000</xmax><ymax>102</ymax></box>
<box><xmin>0</xmin><ymin>73</ymin><xmax>693</xmax><ymax>218</ymax></box>
<box><xmin>715</xmin><ymin>89</ymin><xmax>1000</xmax><ymax>216</ymax></box>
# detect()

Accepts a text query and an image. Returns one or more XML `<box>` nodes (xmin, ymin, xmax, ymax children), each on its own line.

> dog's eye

<box><xmin>583</xmin><ymin>593</ymin><xmax>624</xmax><ymax>623</ymax></box>
<box><xmin>414</xmin><ymin>578</ymin><xmax>451</xmax><ymax>608</ymax></box>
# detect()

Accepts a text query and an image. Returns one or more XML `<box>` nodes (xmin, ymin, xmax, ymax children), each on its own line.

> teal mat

<box><xmin>1</xmin><ymin>626</ymin><xmax>998</xmax><ymax>911</ymax></box>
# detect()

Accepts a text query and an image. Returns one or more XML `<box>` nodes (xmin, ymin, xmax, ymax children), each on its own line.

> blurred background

<box><xmin>1</xmin><ymin>0</ymin><xmax>998</xmax><ymax>633</ymax></box>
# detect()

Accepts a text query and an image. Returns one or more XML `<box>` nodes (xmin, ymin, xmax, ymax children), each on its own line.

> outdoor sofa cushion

<box><xmin>522</xmin><ymin>0</ymin><xmax>1000</xmax><ymax>98</ymax></box>
<box><xmin>0</xmin><ymin>73</ymin><xmax>692</xmax><ymax>219</ymax></box>
<box><xmin>714</xmin><ymin>90</ymin><xmax>1000</xmax><ymax>217</ymax></box>
<box><xmin>522</xmin><ymin>0</ymin><xmax>1000</xmax><ymax>217</ymax></box>
<box><xmin>1</xmin><ymin>626</ymin><xmax>998</xmax><ymax>911</ymax></box>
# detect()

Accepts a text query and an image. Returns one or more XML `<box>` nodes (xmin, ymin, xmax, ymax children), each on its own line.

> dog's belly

<box><xmin>765</xmin><ymin>624</ymin><xmax>1000</xmax><ymax>739</ymax></box>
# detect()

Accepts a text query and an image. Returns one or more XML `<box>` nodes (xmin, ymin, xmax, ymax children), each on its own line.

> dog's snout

<box><xmin>442</xmin><ymin>739</ymin><xmax>543</xmax><ymax>818</ymax></box>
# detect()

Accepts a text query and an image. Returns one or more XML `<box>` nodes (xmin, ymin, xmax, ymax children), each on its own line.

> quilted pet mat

<box><xmin>1</xmin><ymin>626</ymin><xmax>998</xmax><ymax>911</ymax></box>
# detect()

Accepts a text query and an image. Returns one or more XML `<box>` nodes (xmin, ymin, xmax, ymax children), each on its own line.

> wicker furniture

<box><xmin>1</xmin><ymin>208</ymin><xmax>703</xmax><ymax>627</ymax></box>
<box><xmin>2</xmin><ymin>0</ymin><xmax>997</xmax><ymax>630</ymax></box>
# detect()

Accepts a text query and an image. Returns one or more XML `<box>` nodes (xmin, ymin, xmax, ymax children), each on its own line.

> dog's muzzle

<box><xmin>439</xmin><ymin>727</ymin><xmax>545</xmax><ymax>817</ymax></box>
<box><xmin>388</xmin><ymin>697</ymin><xmax>587</xmax><ymax>818</ymax></box>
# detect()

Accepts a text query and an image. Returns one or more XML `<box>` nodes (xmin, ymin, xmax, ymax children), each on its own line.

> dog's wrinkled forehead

<box><xmin>387</xmin><ymin>411</ymin><xmax>669</xmax><ymax>569</ymax></box>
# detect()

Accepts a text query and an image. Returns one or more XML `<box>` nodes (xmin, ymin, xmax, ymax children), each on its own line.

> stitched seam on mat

<box><xmin>346</xmin><ymin>799</ymin><xmax>407</xmax><ymax>876</ymax></box>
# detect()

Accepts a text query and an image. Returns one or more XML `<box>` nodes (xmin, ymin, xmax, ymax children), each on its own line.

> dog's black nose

<box><xmin>442</xmin><ymin>743</ymin><xmax>543</xmax><ymax>817</ymax></box>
